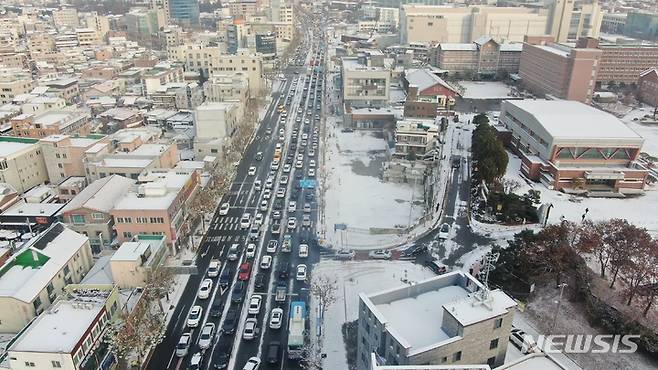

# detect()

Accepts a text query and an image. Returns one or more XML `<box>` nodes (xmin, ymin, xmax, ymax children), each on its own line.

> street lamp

<box><xmin>550</xmin><ymin>282</ymin><xmax>568</xmax><ymax>335</ymax></box>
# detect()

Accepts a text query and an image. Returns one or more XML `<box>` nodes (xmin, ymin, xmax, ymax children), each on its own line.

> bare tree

<box><xmin>621</xmin><ymin>238</ymin><xmax>657</xmax><ymax>305</ymax></box>
<box><xmin>501</xmin><ymin>178</ymin><xmax>521</xmax><ymax>194</ymax></box>
<box><xmin>299</xmin><ymin>275</ymin><xmax>338</xmax><ymax>370</ymax></box>
<box><xmin>608</xmin><ymin>220</ymin><xmax>651</xmax><ymax>289</ymax></box>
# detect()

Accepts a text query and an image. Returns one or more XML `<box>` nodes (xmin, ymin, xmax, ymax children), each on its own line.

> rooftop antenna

<box><xmin>474</xmin><ymin>251</ymin><xmax>499</xmax><ymax>308</ymax></box>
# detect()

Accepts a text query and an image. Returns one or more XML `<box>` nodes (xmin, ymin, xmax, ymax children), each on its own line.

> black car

<box><xmin>273</xmin><ymin>199</ymin><xmax>284</xmax><ymax>210</ymax></box>
<box><xmin>267</xmin><ymin>341</ymin><xmax>281</xmax><ymax>364</ymax></box>
<box><xmin>255</xmin><ymin>272</ymin><xmax>266</xmax><ymax>289</ymax></box>
<box><xmin>223</xmin><ymin>308</ymin><xmax>238</xmax><ymax>334</ymax></box>
<box><xmin>401</xmin><ymin>244</ymin><xmax>427</xmax><ymax>257</ymax></box>
<box><xmin>213</xmin><ymin>347</ymin><xmax>230</xmax><ymax>369</ymax></box>
<box><xmin>278</xmin><ymin>265</ymin><xmax>289</xmax><ymax>280</ymax></box>
<box><xmin>210</xmin><ymin>298</ymin><xmax>224</xmax><ymax>318</ymax></box>
<box><xmin>219</xmin><ymin>269</ymin><xmax>231</xmax><ymax>288</ymax></box>
<box><xmin>231</xmin><ymin>281</ymin><xmax>245</xmax><ymax>303</ymax></box>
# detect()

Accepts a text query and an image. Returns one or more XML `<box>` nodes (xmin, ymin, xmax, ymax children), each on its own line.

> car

<box><xmin>254</xmin><ymin>180</ymin><xmax>262</xmax><ymax>191</ymax></box>
<box><xmin>213</xmin><ymin>344</ymin><xmax>231</xmax><ymax>368</ymax></box>
<box><xmin>298</xmin><ymin>243</ymin><xmax>309</xmax><ymax>258</ymax></box>
<box><xmin>265</xmin><ymin>177</ymin><xmax>274</xmax><ymax>189</ymax></box>
<box><xmin>231</xmin><ymin>281</ymin><xmax>245</xmax><ymax>303</ymax></box>
<box><xmin>308</xmin><ymin>168</ymin><xmax>315</xmax><ymax>177</ymax></box>
<box><xmin>303</xmin><ymin>203</ymin><xmax>311</xmax><ymax>213</ymax></box>
<box><xmin>208</xmin><ymin>259</ymin><xmax>220</xmax><ymax>277</ymax></box>
<box><xmin>401</xmin><ymin>244</ymin><xmax>427</xmax><ymax>257</ymax></box>
<box><xmin>309</xmin><ymin>160</ymin><xmax>316</xmax><ymax>168</ymax></box>
<box><xmin>198</xmin><ymin>279</ymin><xmax>213</xmax><ymax>299</ymax></box>
<box><xmin>267</xmin><ymin>240</ymin><xmax>278</xmax><ymax>253</ymax></box>
<box><xmin>276</xmin><ymin>188</ymin><xmax>286</xmax><ymax>198</ymax></box>
<box><xmin>308</xmin><ymin>149</ymin><xmax>315</xmax><ymax>157</ymax></box>
<box><xmin>254</xmin><ymin>213</ymin><xmax>264</xmax><ymax>226</ymax></box>
<box><xmin>248</xmin><ymin>294</ymin><xmax>263</xmax><ymax>315</ymax></box>
<box><xmin>227</xmin><ymin>243</ymin><xmax>240</xmax><ymax>261</ymax></box>
<box><xmin>302</xmin><ymin>214</ymin><xmax>311</xmax><ymax>227</ymax></box>
<box><xmin>187</xmin><ymin>305</ymin><xmax>203</xmax><ymax>327</ymax></box>
<box><xmin>279</xmin><ymin>128</ymin><xmax>285</xmax><ymax>136</ymax></box>
<box><xmin>243</xmin><ymin>318</ymin><xmax>258</xmax><ymax>340</ymax></box>
<box><xmin>262</xmin><ymin>189</ymin><xmax>272</xmax><ymax>200</ymax></box>
<box><xmin>238</xmin><ymin>262</ymin><xmax>251</xmax><ymax>281</ymax></box>
<box><xmin>198</xmin><ymin>323</ymin><xmax>216</xmax><ymax>349</ymax></box>
<box><xmin>438</xmin><ymin>223</ymin><xmax>450</xmax><ymax>239</ymax></box>
<box><xmin>255</xmin><ymin>152</ymin><xmax>263</xmax><ymax>161</ymax></box>
<box><xmin>278</xmin><ymin>265</ymin><xmax>290</xmax><ymax>279</ymax></box>
<box><xmin>270</xmin><ymin>161</ymin><xmax>280</xmax><ymax>171</ymax></box>
<box><xmin>248</xmin><ymin>166</ymin><xmax>257</xmax><ymax>176</ymax></box>
<box><xmin>224</xmin><ymin>307</ymin><xmax>239</xmax><ymax>334</ymax></box>
<box><xmin>369</xmin><ymin>249</ymin><xmax>392</xmax><ymax>260</ymax></box>
<box><xmin>283</xmin><ymin>164</ymin><xmax>292</xmax><ymax>173</ymax></box>
<box><xmin>189</xmin><ymin>352</ymin><xmax>203</xmax><ymax>370</ymax></box>
<box><xmin>259</xmin><ymin>200</ymin><xmax>268</xmax><ymax>212</ymax></box>
<box><xmin>258</xmin><ymin>254</ymin><xmax>272</xmax><ymax>269</ymax></box>
<box><xmin>335</xmin><ymin>249</ymin><xmax>355</xmax><ymax>260</ymax></box>
<box><xmin>279</xmin><ymin>175</ymin><xmax>289</xmax><ymax>185</ymax></box>
<box><xmin>287</xmin><ymin>217</ymin><xmax>297</xmax><ymax>230</ymax></box>
<box><xmin>219</xmin><ymin>202</ymin><xmax>230</xmax><ymax>216</ymax></box>
<box><xmin>295</xmin><ymin>160</ymin><xmax>303</xmax><ymax>168</ymax></box>
<box><xmin>510</xmin><ymin>328</ymin><xmax>538</xmax><ymax>354</ymax></box>
<box><xmin>219</xmin><ymin>268</ymin><xmax>231</xmax><ymax>287</ymax></box>
<box><xmin>296</xmin><ymin>264</ymin><xmax>307</xmax><ymax>281</ymax></box>
<box><xmin>451</xmin><ymin>157</ymin><xmax>461</xmax><ymax>168</ymax></box>
<box><xmin>425</xmin><ymin>260</ymin><xmax>447</xmax><ymax>275</ymax></box>
<box><xmin>271</xmin><ymin>221</ymin><xmax>281</xmax><ymax>235</ymax></box>
<box><xmin>266</xmin><ymin>341</ymin><xmax>281</xmax><ymax>364</ymax></box>
<box><xmin>269</xmin><ymin>308</ymin><xmax>284</xmax><ymax>329</ymax></box>
<box><xmin>246</xmin><ymin>243</ymin><xmax>256</xmax><ymax>258</ymax></box>
<box><xmin>240</xmin><ymin>213</ymin><xmax>251</xmax><ymax>229</ymax></box>
<box><xmin>242</xmin><ymin>357</ymin><xmax>261</xmax><ymax>370</ymax></box>
<box><xmin>288</xmin><ymin>200</ymin><xmax>297</xmax><ymax>212</ymax></box>
<box><xmin>210</xmin><ymin>297</ymin><xmax>223</xmax><ymax>318</ymax></box>
<box><xmin>249</xmin><ymin>226</ymin><xmax>260</xmax><ymax>241</ymax></box>
<box><xmin>301</xmin><ymin>140</ymin><xmax>308</xmax><ymax>147</ymax></box>
<box><xmin>297</xmin><ymin>153</ymin><xmax>304</xmax><ymax>161</ymax></box>
<box><xmin>175</xmin><ymin>333</ymin><xmax>191</xmax><ymax>357</ymax></box>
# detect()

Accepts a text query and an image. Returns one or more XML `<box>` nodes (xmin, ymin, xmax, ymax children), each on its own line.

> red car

<box><xmin>238</xmin><ymin>262</ymin><xmax>251</xmax><ymax>281</ymax></box>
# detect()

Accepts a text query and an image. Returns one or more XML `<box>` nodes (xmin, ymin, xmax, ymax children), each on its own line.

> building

<box><xmin>39</xmin><ymin>134</ymin><xmax>106</xmax><ymax>185</ymax></box>
<box><xmin>394</xmin><ymin>119</ymin><xmax>439</xmax><ymax>159</ymax></box>
<box><xmin>170</xmin><ymin>0</ymin><xmax>200</xmax><ymax>26</ymax></box>
<box><xmin>151</xmin><ymin>0</ymin><xmax>171</xmax><ymax>25</ymax></box>
<box><xmin>229</xmin><ymin>0</ymin><xmax>259</xmax><ymax>18</ymax></box>
<box><xmin>203</xmin><ymin>73</ymin><xmax>250</xmax><ymax>104</ymax></box>
<box><xmin>342</xmin><ymin>57</ymin><xmax>391</xmax><ymax>107</ymax></box>
<box><xmin>432</xmin><ymin>37</ymin><xmax>523</xmax><ymax>76</ymax></box>
<box><xmin>11</xmin><ymin>109</ymin><xmax>91</xmax><ymax>138</ymax></box>
<box><xmin>601</xmin><ymin>12</ymin><xmax>626</xmax><ymax>34</ymax></box>
<box><xmin>8</xmin><ymin>284</ymin><xmax>121</xmax><ymax>370</ymax></box>
<box><xmin>84</xmin><ymin>141</ymin><xmax>179</xmax><ymax>182</ymax></box>
<box><xmin>60</xmin><ymin>175</ymin><xmax>136</xmax><ymax>251</ymax></box>
<box><xmin>38</xmin><ymin>78</ymin><xmax>80</xmax><ymax>103</ymax></box>
<box><xmin>110</xmin><ymin>168</ymin><xmax>200</xmax><ymax>252</ymax></box>
<box><xmin>0</xmin><ymin>223</ymin><xmax>93</xmax><ymax>333</ymax></box>
<box><xmin>194</xmin><ymin>102</ymin><xmax>242</xmax><ymax>158</ymax></box>
<box><xmin>0</xmin><ymin>201</ymin><xmax>65</xmax><ymax>233</ymax></box>
<box><xmin>500</xmin><ymin>100</ymin><xmax>647</xmax><ymax>194</ymax></box>
<box><xmin>518</xmin><ymin>36</ymin><xmax>601</xmax><ymax>103</ymax></box>
<box><xmin>110</xmin><ymin>235</ymin><xmax>167</xmax><ymax>288</ymax></box>
<box><xmin>75</xmin><ymin>28</ymin><xmax>101</xmax><ymax>46</ymax></box>
<box><xmin>399</xmin><ymin>5</ymin><xmax>549</xmax><ymax>44</ymax></box>
<box><xmin>623</xmin><ymin>12</ymin><xmax>658</xmax><ymax>41</ymax></box>
<box><xmin>637</xmin><ymin>68</ymin><xmax>658</xmax><ymax>108</ymax></box>
<box><xmin>548</xmin><ymin>0</ymin><xmax>603</xmax><ymax>43</ymax></box>
<box><xmin>52</xmin><ymin>8</ymin><xmax>79</xmax><ymax>30</ymax></box>
<box><xmin>0</xmin><ymin>137</ymin><xmax>48</xmax><ymax>194</ymax></box>
<box><xmin>595</xmin><ymin>42</ymin><xmax>658</xmax><ymax>84</ymax></box>
<box><xmin>255</xmin><ymin>32</ymin><xmax>277</xmax><ymax>60</ymax></box>
<box><xmin>141</xmin><ymin>62</ymin><xmax>185</xmax><ymax>95</ymax></box>
<box><xmin>357</xmin><ymin>271</ymin><xmax>517</xmax><ymax>370</ymax></box>
<box><xmin>0</xmin><ymin>68</ymin><xmax>34</xmax><ymax>105</ymax></box>
<box><xmin>402</xmin><ymin>69</ymin><xmax>458</xmax><ymax>117</ymax></box>
<box><xmin>125</xmin><ymin>8</ymin><xmax>163</xmax><ymax>39</ymax></box>
<box><xmin>150</xmin><ymin>82</ymin><xmax>204</xmax><ymax>110</ymax></box>
<box><xmin>85</xmin><ymin>13</ymin><xmax>110</xmax><ymax>38</ymax></box>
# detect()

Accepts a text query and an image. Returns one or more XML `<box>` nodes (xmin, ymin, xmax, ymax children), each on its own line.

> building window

<box><xmin>123</xmin><ymin>232</ymin><xmax>132</xmax><ymax>238</ymax></box>
<box><xmin>33</xmin><ymin>297</ymin><xmax>42</xmax><ymax>311</ymax></box>
<box><xmin>52</xmin><ymin>361</ymin><xmax>62</xmax><ymax>368</ymax></box>
<box><xmin>71</xmin><ymin>214</ymin><xmax>85</xmax><ymax>224</ymax></box>
<box><xmin>453</xmin><ymin>351</ymin><xmax>462</xmax><ymax>362</ymax></box>
<box><xmin>24</xmin><ymin>362</ymin><xmax>35</xmax><ymax>367</ymax></box>
<box><xmin>494</xmin><ymin>318</ymin><xmax>503</xmax><ymax>329</ymax></box>
<box><xmin>490</xmin><ymin>338</ymin><xmax>499</xmax><ymax>350</ymax></box>
<box><xmin>92</xmin><ymin>213</ymin><xmax>104</xmax><ymax>220</ymax></box>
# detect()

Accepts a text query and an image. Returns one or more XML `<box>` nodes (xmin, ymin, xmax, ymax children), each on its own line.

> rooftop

<box><xmin>1</xmin><ymin>201</ymin><xmax>65</xmax><ymax>217</ymax></box>
<box><xmin>60</xmin><ymin>175</ymin><xmax>135</xmax><ymax>214</ymax></box>
<box><xmin>111</xmin><ymin>235</ymin><xmax>165</xmax><ymax>265</ymax></box>
<box><xmin>0</xmin><ymin>137</ymin><xmax>37</xmax><ymax>158</ymax></box>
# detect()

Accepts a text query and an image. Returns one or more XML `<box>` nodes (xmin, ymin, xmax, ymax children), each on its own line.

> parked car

<box><xmin>187</xmin><ymin>306</ymin><xmax>203</xmax><ymax>327</ymax></box>
<box><xmin>269</xmin><ymin>308</ymin><xmax>284</xmax><ymax>329</ymax></box>
<box><xmin>198</xmin><ymin>323</ymin><xmax>216</xmax><ymax>349</ymax></box>
<box><xmin>175</xmin><ymin>333</ymin><xmax>191</xmax><ymax>357</ymax></box>
<box><xmin>510</xmin><ymin>328</ymin><xmax>538</xmax><ymax>354</ymax></box>
<box><xmin>369</xmin><ymin>249</ymin><xmax>392</xmax><ymax>260</ymax></box>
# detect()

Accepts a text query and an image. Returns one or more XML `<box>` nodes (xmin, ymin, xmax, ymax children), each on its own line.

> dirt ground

<box><xmin>524</xmin><ymin>280</ymin><xmax>658</xmax><ymax>370</ymax></box>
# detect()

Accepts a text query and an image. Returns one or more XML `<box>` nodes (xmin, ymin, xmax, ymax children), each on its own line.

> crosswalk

<box><xmin>212</xmin><ymin>216</ymin><xmax>244</xmax><ymax>231</ymax></box>
<box><xmin>207</xmin><ymin>234</ymin><xmax>245</xmax><ymax>243</ymax></box>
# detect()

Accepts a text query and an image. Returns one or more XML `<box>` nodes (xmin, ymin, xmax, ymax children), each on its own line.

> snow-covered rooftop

<box><xmin>1</xmin><ymin>201</ymin><xmax>65</xmax><ymax>217</ymax></box>
<box><xmin>60</xmin><ymin>175</ymin><xmax>135</xmax><ymax>214</ymax></box>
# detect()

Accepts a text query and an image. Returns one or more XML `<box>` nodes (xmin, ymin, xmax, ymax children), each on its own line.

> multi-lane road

<box><xmin>147</xmin><ymin>11</ymin><xmax>327</xmax><ymax>370</ymax></box>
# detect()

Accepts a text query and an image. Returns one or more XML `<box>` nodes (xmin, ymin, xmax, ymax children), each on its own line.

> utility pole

<box><xmin>550</xmin><ymin>283</ymin><xmax>568</xmax><ymax>335</ymax></box>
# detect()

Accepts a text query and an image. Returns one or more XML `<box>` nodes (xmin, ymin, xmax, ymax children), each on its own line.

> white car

<box><xmin>254</xmin><ymin>180</ymin><xmax>262</xmax><ymax>191</ymax></box>
<box><xmin>438</xmin><ymin>223</ymin><xmax>450</xmax><ymax>239</ymax></box>
<box><xmin>298</xmin><ymin>244</ymin><xmax>309</xmax><ymax>258</ymax></box>
<box><xmin>369</xmin><ymin>249</ymin><xmax>392</xmax><ymax>260</ymax></box>
<box><xmin>288</xmin><ymin>201</ymin><xmax>297</xmax><ymax>212</ymax></box>
<box><xmin>303</xmin><ymin>203</ymin><xmax>311</xmax><ymax>213</ymax></box>
<box><xmin>246</xmin><ymin>243</ymin><xmax>256</xmax><ymax>258</ymax></box>
<box><xmin>308</xmin><ymin>149</ymin><xmax>315</xmax><ymax>157</ymax></box>
<box><xmin>207</xmin><ymin>259</ymin><xmax>220</xmax><ymax>277</ymax></box>
<box><xmin>308</xmin><ymin>168</ymin><xmax>315</xmax><ymax>177</ymax></box>
<box><xmin>295</xmin><ymin>160</ymin><xmax>303</xmax><ymax>168</ymax></box>
<box><xmin>270</xmin><ymin>160</ymin><xmax>280</xmax><ymax>171</ymax></box>
<box><xmin>243</xmin><ymin>318</ymin><xmax>258</xmax><ymax>340</ymax></box>
<box><xmin>190</xmin><ymin>352</ymin><xmax>203</xmax><ymax>369</ymax></box>
<box><xmin>510</xmin><ymin>328</ymin><xmax>538</xmax><ymax>354</ymax></box>
<box><xmin>263</xmin><ymin>189</ymin><xmax>272</xmax><ymax>200</ymax></box>
<box><xmin>296</xmin><ymin>264</ymin><xmax>307</xmax><ymax>281</ymax></box>
<box><xmin>309</xmin><ymin>160</ymin><xmax>316</xmax><ymax>167</ymax></box>
<box><xmin>175</xmin><ymin>333</ymin><xmax>191</xmax><ymax>357</ymax></box>
<box><xmin>287</xmin><ymin>217</ymin><xmax>297</xmax><ymax>230</ymax></box>
<box><xmin>198</xmin><ymin>279</ymin><xmax>213</xmax><ymax>299</ymax></box>
<box><xmin>265</xmin><ymin>177</ymin><xmax>274</xmax><ymax>189</ymax></box>
<box><xmin>248</xmin><ymin>294</ymin><xmax>263</xmax><ymax>315</ymax></box>
<box><xmin>297</xmin><ymin>153</ymin><xmax>304</xmax><ymax>161</ymax></box>
<box><xmin>276</xmin><ymin>188</ymin><xmax>286</xmax><ymax>198</ymax></box>
<box><xmin>198</xmin><ymin>323</ymin><xmax>215</xmax><ymax>349</ymax></box>
<box><xmin>240</xmin><ymin>213</ymin><xmax>251</xmax><ymax>229</ymax></box>
<box><xmin>302</xmin><ymin>133</ymin><xmax>308</xmax><ymax>140</ymax></box>
<box><xmin>219</xmin><ymin>202</ymin><xmax>230</xmax><ymax>216</ymax></box>
<box><xmin>260</xmin><ymin>255</ymin><xmax>272</xmax><ymax>270</ymax></box>
<box><xmin>260</xmin><ymin>200</ymin><xmax>268</xmax><ymax>212</ymax></box>
<box><xmin>242</xmin><ymin>357</ymin><xmax>261</xmax><ymax>370</ymax></box>
<box><xmin>269</xmin><ymin>308</ymin><xmax>284</xmax><ymax>329</ymax></box>
<box><xmin>187</xmin><ymin>305</ymin><xmax>203</xmax><ymax>327</ymax></box>
<box><xmin>248</xmin><ymin>166</ymin><xmax>257</xmax><ymax>176</ymax></box>
<box><xmin>302</xmin><ymin>214</ymin><xmax>311</xmax><ymax>227</ymax></box>
<box><xmin>283</xmin><ymin>164</ymin><xmax>292</xmax><ymax>173</ymax></box>
<box><xmin>254</xmin><ymin>213</ymin><xmax>264</xmax><ymax>226</ymax></box>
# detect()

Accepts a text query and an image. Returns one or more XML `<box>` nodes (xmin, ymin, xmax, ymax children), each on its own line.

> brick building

<box><xmin>638</xmin><ymin>68</ymin><xmax>658</xmax><ymax>108</ymax></box>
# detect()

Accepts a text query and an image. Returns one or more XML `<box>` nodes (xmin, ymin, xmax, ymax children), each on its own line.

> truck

<box><xmin>275</xmin><ymin>284</ymin><xmax>287</xmax><ymax>303</ymax></box>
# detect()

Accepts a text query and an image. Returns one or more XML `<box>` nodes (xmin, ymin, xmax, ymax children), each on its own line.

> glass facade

<box><xmin>170</xmin><ymin>0</ymin><xmax>199</xmax><ymax>26</ymax></box>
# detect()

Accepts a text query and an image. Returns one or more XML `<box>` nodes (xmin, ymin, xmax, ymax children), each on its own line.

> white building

<box><xmin>0</xmin><ymin>136</ymin><xmax>48</xmax><ymax>194</ymax></box>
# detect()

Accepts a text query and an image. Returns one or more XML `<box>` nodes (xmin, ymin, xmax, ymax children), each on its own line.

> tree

<box><xmin>607</xmin><ymin>220</ymin><xmax>651</xmax><ymax>289</ymax></box>
<box><xmin>501</xmin><ymin>178</ymin><xmax>521</xmax><ymax>194</ymax></box>
<box><xmin>406</xmin><ymin>150</ymin><xmax>417</xmax><ymax>161</ymax></box>
<box><xmin>300</xmin><ymin>275</ymin><xmax>338</xmax><ymax>370</ymax></box>
<box><xmin>473</xmin><ymin>113</ymin><xmax>489</xmax><ymax>126</ymax></box>
<box><xmin>576</xmin><ymin>220</ymin><xmax>608</xmax><ymax>277</ymax></box>
<box><xmin>525</xmin><ymin>222</ymin><xmax>577</xmax><ymax>286</ymax></box>
<box><xmin>621</xmin><ymin>237</ymin><xmax>657</xmax><ymax>305</ymax></box>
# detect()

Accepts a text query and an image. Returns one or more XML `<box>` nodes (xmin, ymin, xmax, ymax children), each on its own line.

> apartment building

<box><xmin>203</xmin><ymin>73</ymin><xmax>250</xmax><ymax>104</ymax></box>
<box><xmin>595</xmin><ymin>41</ymin><xmax>658</xmax><ymax>84</ymax></box>
<box><xmin>0</xmin><ymin>68</ymin><xmax>34</xmax><ymax>105</ymax></box>
<box><xmin>39</xmin><ymin>134</ymin><xmax>107</xmax><ymax>185</ymax></box>
<box><xmin>229</xmin><ymin>0</ymin><xmax>259</xmax><ymax>18</ymax></box>
<box><xmin>111</xmin><ymin>169</ymin><xmax>200</xmax><ymax>252</ymax></box>
<box><xmin>141</xmin><ymin>62</ymin><xmax>185</xmax><ymax>95</ymax></box>
<box><xmin>432</xmin><ymin>37</ymin><xmax>523</xmax><ymax>76</ymax></box>
<box><xmin>0</xmin><ymin>137</ymin><xmax>48</xmax><ymax>194</ymax></box>
<box><xmin>402</xmin><ymin>69</ymin><xmax>458</xmax><ymax>117</ymax></box>
<box><xmin>19</xmin><ymin>96</ymin><xmax>66</xmax><ymax>116</ymax></box>
<box><xmin>170</xmin><ymin>0</ymin><xmax>200</xmax><ymax>25</ymax></box>
<box><xmin>110</xmin><ymin>235</ymin><xmax>167</xmax><ymax>288</ymax></box>
<box><xmin>85</xmin><ymin>13</ymin><xmax>111</xmax><ymax>38</ymax></box>
<box><xmin>169</xmin><ymin>44</ymin><xmax>264</xmax><ymax>94</ymax></box>
<box><xmin>149</xmin><ymin>82</ymin><xmax>204</xmax><ymax>110</ymax></box>
<box><xmin>400</xmin><ymin>5</ymin><xmax>549</xmax><ymax>44</ymax></box>
<box><xmin>11</xmin><ymin>109</ymin><xmax>91</xmax><ymax>138</ymax></box>
<box><xmin>194</xmin><ymin>101</ymin><xmax>242</xmax><ymax>158</ymax></box>
<box><xmin>52</xmin><ymin>8</ymin><xmax>79</xmax><ymax>30</ymax></box>
<box><xmin>75</xmin><ymin>28</ymin><xmax>102</xmax><ymax>46</ymax></box>
<box><xmin>357</xmin><ymin>271</ymin><xmax>516</xmax><ymax>370</ymax></box>
<box><xmin>518</xmin><ymin>36</ymin><xmax>601</xmax><ymax>103</ymax></box>
<box><xmin>84</xmin><ymin>141</ymin><xmax>178</xmax><ymax>182</ymax></box>
<box><xmin>500</xmin><ymin>100</ymin><xmax>647</xmax><ymax>194</ymax></box>
<box><xmin>342</xmin><ymin>57</ymin><xmax>391</xmax><ymax>107</ymax></box>
<box><xmin>27</xmin><ymin>32</ymin><xmax>55</xmax><ymax>55</ymax></box>
<box><xmin>394</xmin><ymin>119</ymin><xmax>439</xmax><ymax>158</ymax></box>
<box><xmin>548</xmin><ymin>0</ymin><xmax>603</xmax><ymax>43</ymax></box>
<box><xmin>8</xmin><ymin>284</ymin><xmax>121</xmax><ymax>370</ymax></box>
<box><xmin>601</xmin><ymin>13</ymin><xmax>626</xmax><ymax>34</ymax></box>
<box><xmin>638</xmin><ymin>68</ymin><xmax>658</xmax><ymax>108</ymax></box>
<box><xmin>43</xmin><ymin>77</ymin><xmax>80</xmax><ymax>103</ymax></box>
<box><xmin>623</xmin><ymin>12</ymin><xmax>658</xmax><ymax>41</ymax></box>
<box><xmin>0</xmin><ymin>223</ymin><xmax>94</xmax><ymax>333</ymax></box>
<box><xmin>59</xmin><ymin>175</ymin><xmax>134</xmax><ymax>251</ymax></box>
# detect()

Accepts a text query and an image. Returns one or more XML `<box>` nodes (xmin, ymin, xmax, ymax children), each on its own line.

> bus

<box><xmin>287</xmin><ymin>301</ymin><xmax>306</xmax><ymax>359</ymax></box>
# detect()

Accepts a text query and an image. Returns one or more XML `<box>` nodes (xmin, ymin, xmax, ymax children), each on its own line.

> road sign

<box><xmin>334</xmin><ymin>223</ymin><xmax>347</xmax><ymax>231</ymax></box>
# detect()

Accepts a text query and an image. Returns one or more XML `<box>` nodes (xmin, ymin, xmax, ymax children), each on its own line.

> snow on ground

<box><xmin>322</xmin><ymin>116</ymin><xmax>424</xmax><ymax>249</ymax></box>
<box><xmin>621</xmin><ymin>108</ymin><xmax>658</xmax><ymax>158</ymax></box>
<box><xmin>312</xmin><ymin>260</ymin><xmax>437</xmax><ymax>370</ymax></box>
<box><xmin>458</xmin><ymin>81</ymin><xmax>514</xmax><ymax>99</ymax></box>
